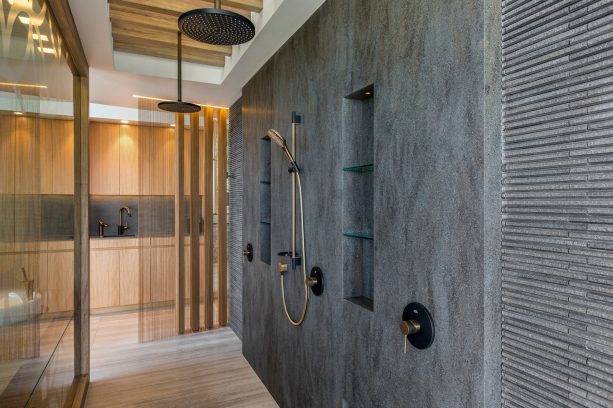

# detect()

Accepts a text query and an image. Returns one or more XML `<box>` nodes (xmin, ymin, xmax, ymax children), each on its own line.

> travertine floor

<box><xmin>85</xmin><ymin>312</ymin><xmax>277</xmax><ymax>408</ymax></box>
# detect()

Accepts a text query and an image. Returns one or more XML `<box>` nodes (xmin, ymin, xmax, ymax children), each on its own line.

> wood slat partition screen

<box><xmin>175</xmin><ymin>113</ymin><xmax>185</xmax><ymax>335</ymax></box>
<box><xmin>217</xmin><ymin>109</ymin><xmax>229</xmax><ymax>326</ymax></box>
<box><xmin>203</xmin><ymin>107</ymin><xmax>215</xmax><ymax>329</ymax></box>
<box><xmin>189</xmin><ymin>112</ymin><xmax>201</xmax><ymax>332</ymax></box>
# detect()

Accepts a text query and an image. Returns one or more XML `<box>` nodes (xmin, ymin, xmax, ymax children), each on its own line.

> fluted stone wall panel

<box><xmin>229</xmin><ymin>98</ymin><xmax>243</xmax><ymax>340</ymax></box>
<box><xmin>502</xmin><ymin>1</ymin><xmax>613</xmax><ymax>407</ymax></box>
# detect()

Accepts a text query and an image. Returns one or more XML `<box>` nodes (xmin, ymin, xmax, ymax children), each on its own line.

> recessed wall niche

<box><xmin>259</xmin><ymin>136</ymin><xmax>271</xmax><ymax>264</ymax></box>
<box><xmin>342</xmin><ymin>84</ymin><xmax>374</xmax><ymax>311</ymax></box>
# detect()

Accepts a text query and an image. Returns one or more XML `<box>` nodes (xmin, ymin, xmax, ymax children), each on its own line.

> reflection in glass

<box><xmin>0</xmin><ymin>0</ymin><xmax>75</xmax><ymax>406</ymax></box>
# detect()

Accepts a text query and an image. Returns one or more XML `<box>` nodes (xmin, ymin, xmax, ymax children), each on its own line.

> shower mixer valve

<box><xmin>400</xmin><ymin>302</ymin><xmax>435</xmax><ymax>353</ymax></box>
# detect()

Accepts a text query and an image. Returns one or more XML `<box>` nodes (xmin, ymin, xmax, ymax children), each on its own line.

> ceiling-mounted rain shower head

<box><xmin>179</xmin><ymin>0</ymin><xmax>255</xmax><ymax>46</ymax></box>
<box><xmin>267</xmin><ymin>129</ymin><xmax>300</xmax><ymax>173</ymax></box>
<box><xmin>159</xmin><ymin>32</ymin><xmax>201</xmax><ymax>114</ymax></box>
<box><xmin>158</xmin><ymin>100</ymin><xmax>201</xmax><ymax>113</ymax></box>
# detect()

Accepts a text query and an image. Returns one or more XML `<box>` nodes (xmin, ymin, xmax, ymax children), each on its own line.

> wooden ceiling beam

<box><xmin>111</xmin><ymin>24</ymin><xmax>232</xmax><ymax>56</ymax></box>
<box><xmin>108</xmin><ymin>0</ymin><xmax>255</xmax><ymax>19</ymax></box>
<box><xmin>113</xmin><ymin>40</ymin><xmax>226</xmax><ymax>66</ymax></box>
<box><xmin>109</xmin><ymin>6</ymin><xmax>180</xmax><ymax>31</ymax></box>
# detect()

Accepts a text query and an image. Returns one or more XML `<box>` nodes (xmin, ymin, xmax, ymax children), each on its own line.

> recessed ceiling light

<box><xmin>32</xmin><ymin>33</ymin><xmax>49</xmax><ymax>41</ymax></box>
<box><xmin>364</xmin><ymin>91</ymin><xmax>372</xmax><ymax>96</ymax></box>
<box><xmin>0</xmin><ymin>82</ymin><xmax>47</xmax><ymax>89</ymax></box>
<box><xmin>37</xmin><ymin>46</ymin><xmax>55</xmax><ymax>54</ymax></box>
<box><xmin>14</xmin><ymin>112</ymin><xmax>23</xmax><ymax>115</ymax></box>
<box><xmin>121</xmin><ymin>120</ymin><xmax>129</xmax><ymax>124</ymax></box>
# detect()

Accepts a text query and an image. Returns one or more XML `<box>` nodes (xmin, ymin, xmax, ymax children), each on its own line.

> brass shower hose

<box><xmin>280</xmin><ymin>173</ymin><xmax>309</xmax><ymax>326</ymax></box>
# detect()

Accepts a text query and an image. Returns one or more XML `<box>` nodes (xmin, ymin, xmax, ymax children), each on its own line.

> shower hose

<box><xmin>281</xmin><ymin>173</ymin><xmax>309</xmax><ymax>326</ymax></box>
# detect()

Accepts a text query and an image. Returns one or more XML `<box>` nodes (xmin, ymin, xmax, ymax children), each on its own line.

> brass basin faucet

<box><xmin>119</xmin><ymin>205</ymin><xmax>132</xmax><ymax>235</ymax></box>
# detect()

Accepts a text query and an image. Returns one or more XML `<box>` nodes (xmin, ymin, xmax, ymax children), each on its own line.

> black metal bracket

<box><xmin>292</xmin><ymin>111</ymin><xmax>302</xmax><ymax>124</ymax></box>
<box><xmin>402</xmin><ymin>302</ymin><xmax>435</xmax><ymax>350</ymax></box>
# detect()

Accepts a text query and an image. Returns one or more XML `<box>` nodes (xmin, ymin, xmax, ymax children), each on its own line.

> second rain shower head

<box><xmin>267</xmin><ymin>129</ymin><xmax>300</xmax><ymax>173</ymax></box>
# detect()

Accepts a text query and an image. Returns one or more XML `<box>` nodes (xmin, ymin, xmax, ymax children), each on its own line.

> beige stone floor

<box><xmin>85</xmin><ymin>311</ymin><xmax>277</xmax><ymax>408</ymax></box>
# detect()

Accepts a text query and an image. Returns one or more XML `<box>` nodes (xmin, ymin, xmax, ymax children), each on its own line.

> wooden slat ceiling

<box><xmin>107</xmin><ymin>0</ymin><xmax>263</xmax><ymax>66</ymax></box>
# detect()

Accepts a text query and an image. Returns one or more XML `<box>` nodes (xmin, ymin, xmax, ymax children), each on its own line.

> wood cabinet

<box><xmin>1</xmin><ymin>116</ymin><xmax>73</xmax><ymax>195</ymax></box>
<box><xmin>89</xmin><ymin>238</ymin><xmax>175</xmax><ymax>309</ymax></box>
<box><xmin>14</xmin><ymin>116</ymin><xmax>40</xmax><ymax>194</ymax></box>
<box><xmin>119</xmin><ymin>248</ymin><xmax>139</xmax><ymax>305</ymax></box>
<box><xmin>0</xmin><ymin>114</ymin><xmax>15</xmax><ymax>194</ymax></box>
<box><xmin>90</xmin><ymin>121</ymin><xmax>178</xmax><ymax>196</ymax></box>
<box><xmin>45</xmin><ymin>241</ymin><xmax>74</xmax><ymax>313</ymax></box>
<box><xmin>51</xmin><ymin>120</ymin><xmax>74</xmax><ymax>194</ymax></box>
<box><xmin>119</xmin><ymin>124</ymin><xmax>139</xmax><ymax>195</ymax></box>
<box><xmin>90</xmin><ymin>248</ymin><xmax>120</xmax><ymax>308</ymax></box>
<box><xmin>40</xmin><ymin>119</ymin><xmax>55</xmax><ymax>195</ymax></box>
<box><xmin>139</xmin><ymin>126</ymin><xmax>175</xmax><ymax>195</ymax></box>
<box><xmin>150</xmin><ymin>243</ymin><xmax>175</xmax><ymax>302</ymax></box>
<box><xmin>90</xmin><ymin>122</ymin><xmax>120</xmax><ymax>195</ymax></box>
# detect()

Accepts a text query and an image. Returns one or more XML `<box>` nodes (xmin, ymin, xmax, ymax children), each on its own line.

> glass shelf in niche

<box><xmin>260</xmin><ymin>220</ymin><xmax>271</xmax><ymax>225</ymax></box>
<box><xmin>260</xmin><ymin>180</ymin><xmax>270</xmax><ymax>185</ymax></box>
<box><xmin>342</xmin><ymin>164</ymin><xmax>373</xmax><ymax>173</ymax></box>
<box><xmin>343</xmin><ymin>231</ymin><xmax>373</xmax><ymax>240</ymax></box>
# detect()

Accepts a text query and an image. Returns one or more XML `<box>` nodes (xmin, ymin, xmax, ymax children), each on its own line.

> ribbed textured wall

<box><xmin>502</xmin><ymin>1</ymin><xmax>613</xmax><ymax>407</ymax></box>
<box><xmin>229</xmin><ymin>98</ymin><xmax>243</xmax><ymax>340</ymax></box>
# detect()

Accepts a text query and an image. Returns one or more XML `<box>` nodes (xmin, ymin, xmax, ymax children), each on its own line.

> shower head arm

<box><xmin>215</xmin><ymin>0</ymin><xmax>221</xmax><ymax>8</ymax></box>
<box><xmin>177</xmin><ymin>31</ymin><xmax>182</xmax><ymax>101</ymax></box>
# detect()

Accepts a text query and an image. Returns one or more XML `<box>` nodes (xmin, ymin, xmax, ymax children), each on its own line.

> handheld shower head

<box><xmin>267</xmin><ymin>129</ymin><xmax>286</xmax><ymax>149</ymax></box>
<box><xmin>267</xmin><ymin>129</ymin><xmax>300</xmax><ymax>173</ymax></box>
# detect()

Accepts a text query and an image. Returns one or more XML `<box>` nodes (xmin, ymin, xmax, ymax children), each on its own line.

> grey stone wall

<box><xmin>229</xmin><ymin>98</ymin><xmax>243</xmax><ymax>340</ymax></box>
<box><xmin>240</xmin><ymin>0</ymin><xmax>500</xmax><ymax>407</ymax></box>
<box><xmin>501</xmin><ymin>1</ymin><xmax>613</xmax><ymax>407</ymax></box>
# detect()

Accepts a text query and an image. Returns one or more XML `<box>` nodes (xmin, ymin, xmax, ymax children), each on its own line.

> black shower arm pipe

<box><xmin>177</xmin><ymin>31</ymin><xmax>182</xmax><ymax>101</ymax></box>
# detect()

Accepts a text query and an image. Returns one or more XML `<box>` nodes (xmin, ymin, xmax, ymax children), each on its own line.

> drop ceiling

<box><xmin>107</xmin><ymin>0</ymin><xmax>262</xmax><ymax>66</ymax></box>
<box><xmin>67</xmin><ymin>0</ymin><xmax>326</xmax><ymax>115</ymax></box>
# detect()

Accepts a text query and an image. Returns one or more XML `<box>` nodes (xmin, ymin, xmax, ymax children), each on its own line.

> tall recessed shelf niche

<box><xmin>259</xmin><ymin>136</ymin><xmax>271</xmax><ymax>264</ymax></box>
<box><xmin>342</xmin><ymin>84</ymin><xmax>374</xmax><ymax>311</ymax></box>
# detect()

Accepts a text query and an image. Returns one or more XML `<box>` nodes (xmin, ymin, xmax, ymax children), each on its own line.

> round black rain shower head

<box><xmin>179</xmin><ymin>7</ymin><xmax>255</xmax><ymax>46</ymax></box>
<box><xmin>158</xmin><ymin>100</ymin><xmax>201</xmax><ymax>113</ymax></box>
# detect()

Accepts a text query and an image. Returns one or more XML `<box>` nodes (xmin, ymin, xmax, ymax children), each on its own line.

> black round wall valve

<box><xmin>400</xmin><ymin>302</ymin><xmax>435</xmax><ymax>351</ymax></box>
<box><xmin>307</xmin><ymin>267</ymin><xmax>324</xmax><ymax>296</ymax></box>
<box><xmin>243</xmin><ymin>243</ymin><xmax>253</xmax><ymax>262</ymax></box>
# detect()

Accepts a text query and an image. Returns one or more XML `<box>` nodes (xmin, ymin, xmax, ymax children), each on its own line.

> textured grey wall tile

<box><xmin>229</xmin><ymin>98</ymin><xmax>243</xmax><ymax>340</ymax></box>
<box><xmin>240</xmin><ymin>0</ymin><xmax>501</xmax><ymax>407</ymax></box>
<box><xmin>502</xmin><ymin>1</ymin><xmax>613</xmax><ymax>406</ymax></box>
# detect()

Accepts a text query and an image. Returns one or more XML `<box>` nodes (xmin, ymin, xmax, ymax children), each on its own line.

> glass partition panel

<box><xmin>0</xmin><ymin>0</ymin><xmax>75</xmax><ymax>406</ymax></box>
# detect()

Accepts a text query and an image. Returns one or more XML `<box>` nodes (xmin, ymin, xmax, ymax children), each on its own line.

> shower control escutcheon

<box><xmin>243</xmin><ymin>243</ymin><xmax>253</xmax><ymax>262</ymax></box>
<box><xmin>400</xmin><ymin>302</ymin><xmax>435</xmax><ymax>352</ymax></box>
<box><xmin>307</xmin><ymin>267</ymin><xmax>324</xmax><ymax>296</ymax></box>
